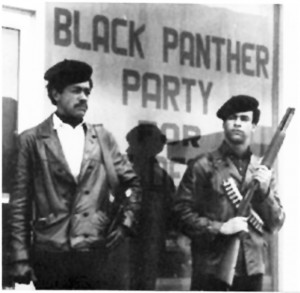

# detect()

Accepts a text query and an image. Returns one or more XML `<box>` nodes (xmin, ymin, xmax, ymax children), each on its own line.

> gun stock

<box><xmin>216</xmin><ymin>237</ymin><xmax>241</xmax><ymax>285</ymax></box>
<box><xmin>216</xmin><ymin>107</ymin><xmax>295</xmax><ymax>286</ymax></box>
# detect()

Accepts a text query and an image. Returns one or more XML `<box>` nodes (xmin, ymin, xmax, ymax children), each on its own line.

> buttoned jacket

<box><xmin>10</xmin><ymin>115</ymin><xmax>141</xmax><ymax>262</ymax></box>
<box><xmin>173</xmin><ymin>142</ymin><xmax>285</xmax><ymax>278</ymax></box>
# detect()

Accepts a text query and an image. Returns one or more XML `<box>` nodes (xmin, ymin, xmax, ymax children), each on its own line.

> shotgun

<box><xmin>216</xmin><ymin>107</ymin><xmax>295</xmax><ymax>286</ymax></box>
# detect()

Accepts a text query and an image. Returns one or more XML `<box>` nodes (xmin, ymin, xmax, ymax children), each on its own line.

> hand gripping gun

<box><xmin>216</xmin><ymin>107</ymin><xmax>295</xmax><ymax>287</ymax></box>
<box><xmin>223</xmin><ymin>178</ymin><xmax>265</xmax><ymax>234</ymax></box>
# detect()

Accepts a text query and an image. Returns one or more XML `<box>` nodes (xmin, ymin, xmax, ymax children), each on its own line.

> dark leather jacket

<box><xmin>10</xmin><ymin>115</ymin><xmax>141</xmax><ymax>262</ymax></box>
<box><xmin>173</xmin><ymin>142</ymin><xmax>285</xmax><ymax>277</ymax></box>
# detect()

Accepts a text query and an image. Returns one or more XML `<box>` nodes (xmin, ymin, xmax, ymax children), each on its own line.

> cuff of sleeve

<box><xmin>122</xmin><ymin>210</ymin><xmax>137</xmax><ymax>236</ymax></box>
<box><xmin>122</xmin><ymin>210</ymin><xmax>134</xmax><ymax>228</ymax></box>
<box><xmin>207</xmin><ymin>221</ymin><xmax>223</xmax><ymax>234</ymax></box>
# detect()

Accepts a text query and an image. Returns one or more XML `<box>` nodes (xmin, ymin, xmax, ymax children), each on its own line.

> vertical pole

<box><xmin>271</xmin><ymin>3</ymin><xmax>281</xmax><ymax>291</ymax></box>
<box><xmin>272</xmin><ymin>4</ymin><xmax>280</xmax><ymax>126</ymax></box>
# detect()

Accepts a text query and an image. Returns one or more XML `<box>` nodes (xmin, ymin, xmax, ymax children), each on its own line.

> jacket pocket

<box><xmin>34</xmin><ymin>213</ymin><xmax>66</xmax><ymax>230</ymax></box>
<box><xmin>33</xmin><ymin>213</ymin><xmax>69</xmax><ymax>248</ymax></box>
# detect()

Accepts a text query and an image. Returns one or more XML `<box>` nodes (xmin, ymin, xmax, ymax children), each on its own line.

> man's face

<box><xmin>223</xmin><ymin>111</ymin><xmax>256</xmax><ymax>145</ymax></box>
<box><xmin>53</xmin><ymin>81</ymin><xmax>91</xmax><ymax>119</ymax></box>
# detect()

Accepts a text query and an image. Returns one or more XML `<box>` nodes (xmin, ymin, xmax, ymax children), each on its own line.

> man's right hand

<box><xmin>106</xmin><ymin>225</ymin><xmax>127</xmax><ymax>250</ymax></box>
<box><xmin>10</xmin><ymin>261</ymin><xmax>37</xmax><ymax>284</ymax></box>
<box><xmin>219</xmin><ymin>217</ymin><xmax>249</xmax><ymax>235</ymax></box>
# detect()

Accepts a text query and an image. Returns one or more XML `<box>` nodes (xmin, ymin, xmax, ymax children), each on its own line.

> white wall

<box><xmin>279</xmin><ymin>2</ymin><xmax>300</xmax><ymax>292</ymax></box>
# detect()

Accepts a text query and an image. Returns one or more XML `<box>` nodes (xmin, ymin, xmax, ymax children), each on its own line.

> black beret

<box><xmin>44</xmin><ymin>59</ymin><xmax>92</xmax><ymax>86</ymax></box>
<box><xmin>216</xmin><ymin>95</ymin><xmax>259</xmax><ymax>120</ymax></box>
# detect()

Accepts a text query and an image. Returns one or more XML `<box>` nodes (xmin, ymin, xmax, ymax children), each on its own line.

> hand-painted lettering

<box><xmin>93</xmin><ymin>15</ymin><xmax>109</xmax><ymax>52</ymax></box>
<box><xmin>54</xmin><ymin>8</ymin><xmax>72</xmax><ymax>46</ymax></box>
<box><xmin>123</xmin><ymin>69</ymin><xmax>213</xmax><ymax>114</ymax></box>
<box><xmin>112</xmin><ymin>18</ymin><xmax>127</xmax><ymax>56</ymax></box>
<box><xmin>54</xmin><ymin>7</ymin><xmax>145</xmax><ymax>58</ymax></box>
<box><xmin>142</xmin><ymin>73</ymin><xmax>161</xmax><ymax>109</ymax></box>
<box><xmin>163</xmin><ymin>26</ymin><xmax>269</xmax><ymax>78</ymax></box>
<box><xmin>74</xmin><ymin>10</ymin><xmax>91</xmax><ymax>50</ymax></box>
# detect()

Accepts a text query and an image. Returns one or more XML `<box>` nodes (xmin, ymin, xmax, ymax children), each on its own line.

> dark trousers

<box><xmin>32</xmin><ymin>249</ymin><xmax>110</xmax><ymax>290</ymax></box>
<box><xmin>191</xmin><ymin>273</ymin><xmax>263</xmax><ymax>291</ymax></box>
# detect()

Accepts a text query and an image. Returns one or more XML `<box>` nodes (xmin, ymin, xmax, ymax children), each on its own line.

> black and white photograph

<box><xmin>1</xmin><ymin>1</ymin><xmax>300</xmax><ymax>291</ymax></box>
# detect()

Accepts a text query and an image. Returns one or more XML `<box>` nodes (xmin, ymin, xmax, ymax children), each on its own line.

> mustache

<box><xmin>74</xmin><ymin>102</ymin><xmax>88</xmax><ymax>109</ymax></box>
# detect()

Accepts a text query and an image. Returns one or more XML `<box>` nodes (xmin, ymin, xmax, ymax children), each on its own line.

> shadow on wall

<box><xmin>126</xmin><ymin>123</ymin><xmax>178</xmax><ymax>290</ymax></box>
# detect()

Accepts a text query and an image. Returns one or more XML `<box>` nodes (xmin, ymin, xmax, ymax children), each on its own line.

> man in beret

<box><xmin>9</xmin><ymin>59</ymin><xmax>142</xmax><ymax>289</ymax></box>
<box><xmin>173</xmin><ymin>95</ymin><xmax>285</xmax><ymax>291</ymax></box>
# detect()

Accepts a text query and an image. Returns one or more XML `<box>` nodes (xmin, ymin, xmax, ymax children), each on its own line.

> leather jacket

<box><xmin>10</xmin><ymin>115</ymin><xmax>142</xmax><ymax>262</ymax></box>
<box><xmin>173</xmin><ymin>142</ymin><xmax>285</xmax><ymax>277</ymax></box>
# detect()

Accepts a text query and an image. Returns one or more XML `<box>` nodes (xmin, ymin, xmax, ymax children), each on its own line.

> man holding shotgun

<box><xmin>173</xmin><ymin>95</ymin><xmax>285</xmax><ymax>291</ymax></box>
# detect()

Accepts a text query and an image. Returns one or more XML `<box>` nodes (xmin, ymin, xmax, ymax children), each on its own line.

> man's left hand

<box><xmin>253</xmin><ymin>165</ymin><xmax>272</xmax><ymax>195</ymax></box>
<box><xmin>106</xmin><ymin>226</ymin><xmax>127</xmax><ymax>250</ymax></box>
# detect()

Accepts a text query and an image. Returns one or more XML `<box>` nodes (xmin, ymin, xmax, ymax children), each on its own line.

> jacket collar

<box><xmin>76</xmin><ymin>124</ymin><xmax>100</xmax><ymax>183</ymax></box>
<box><xmin>36</xmin><ymin>115</ymin><xmax>74</xmax><ymax>182</ymax></box>
<box><xmin>36</xmin><ymin>114</ymin><xmax>100</xmax><ymax>184</ymax></box>
<box><xmin>36</xmin><ymin>114</ymin><xmax>87</xmax><ymax>137</ymax></box>
<box><xmin>219</xmin><ymin>141</ymin><xmax>252</xmax><ymax>161</ymax></box>
<box><xmin>36</xmin><ymin>114</ymin><xmax>55</xmax><ymax>138</ymax></box>
<box><xmin>217</xmin><ymin>141</ymin><xmax>260</xmax><ymax>187</ymax></box>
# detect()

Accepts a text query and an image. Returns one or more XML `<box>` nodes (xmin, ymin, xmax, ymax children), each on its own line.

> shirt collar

<box><xmin>53</xmin><ymin>113</ymin><xmax>85</xmax><ymax>130</ymax></box>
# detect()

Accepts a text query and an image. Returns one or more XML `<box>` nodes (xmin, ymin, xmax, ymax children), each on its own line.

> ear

<box><xmin>251</xmin><ymin>123</ymin><xmax>257</xmax><ymax>132</ymax></box>
<box><xmin>51</xmin><ymin>89</ymin><xmax>60</xmax><ymax>103</ymax></box>
<box><xmin>222</xmin><ymin>120</ymin><xmax>226</xmax><ymax>130</ymax></box>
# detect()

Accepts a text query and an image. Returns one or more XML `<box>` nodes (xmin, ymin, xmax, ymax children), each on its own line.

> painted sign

<box><xmin>45</xmin><ymin>3</ymin><xmax>275</xmax><ymax>183</ymax></box>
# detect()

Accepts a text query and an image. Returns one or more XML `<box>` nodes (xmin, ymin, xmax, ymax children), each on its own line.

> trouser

<box><xmin>32</xmin><ymin>249</ymin><xmax>110</xmax><ymax>289</ymax></box>
<box><xmin>191</xmin><ymin>273</ymin><xmax>263</xmax><ymax>291</ymax></box>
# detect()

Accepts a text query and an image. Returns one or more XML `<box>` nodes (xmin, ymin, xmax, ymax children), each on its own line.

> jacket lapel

<box><xmin>241</xmin><ymin>154</ymin><xmax>261</xmax><ymax>193</ymax></box>
<box><xmin>225</xmin><ymin>156</ymin><xmax>243</xmax><ymax>184</ymax></box>
<box><xmin>37</xmin><ymin>115</ymin><xmax>75</xmax><ymax>183</ymax></box>
<box><xmin>77</xmin><ymin>124</ymin><xmax>101</xmax><ymax>182</ymax></box>
<box><xmin>211</xmin><ymin>147</ymin><xmax>243</xmax><ymax>183</ymax></box>
<box><xmin>37</xmin><ymin>117</ymin><xmax>102</xmax><ymax>184</ymax></box>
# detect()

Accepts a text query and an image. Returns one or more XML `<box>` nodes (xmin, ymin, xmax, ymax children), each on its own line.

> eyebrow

<box><xmin>240</xmin><ymin>115</ymin><xmax>251</xmax><ymax>120</ymax></box>
<box><xmin>238</xmin><ymin>114</ymin><xmax>250</xmax><ymax>118</ymax></box>
<box><xmin>228</xmin><ymin>114</ymin><xmax>251</xmax><ymax>120</ymax></box>
<box><xmin>70</xmin><ymin>86</ymin><xmax>91</xmax><ymax>94</ymax></box>
<box><xmin>70</xmin><ymin>85</ymin><xmax>91</xmax><ymax>90</ymax></box>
